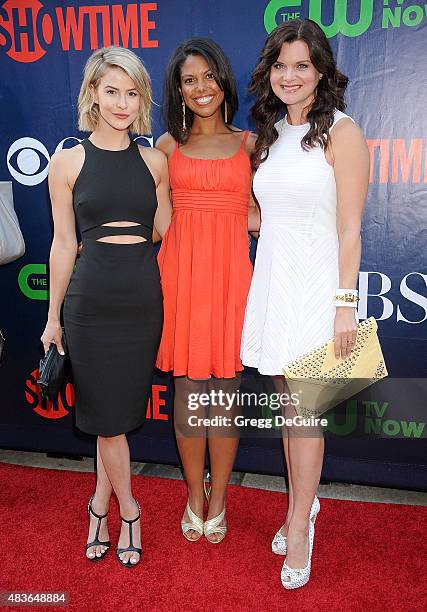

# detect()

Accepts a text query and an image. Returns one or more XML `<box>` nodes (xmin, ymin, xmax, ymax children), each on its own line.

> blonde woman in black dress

<box><xmin>41</xmin><ymin>46</ymin><xmax>171</xmax><ymax>567</ymax></box>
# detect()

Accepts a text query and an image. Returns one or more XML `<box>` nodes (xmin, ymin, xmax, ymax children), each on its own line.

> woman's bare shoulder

<box><xmin>155</xmin><ymin>132</ymin><xmax>176</xmax><ymax>157</ymax></box>
<box><xmin>49</xmin><ymin>143</ymin><xmax>85</xmax><ymax>186</ymax></box>
<box><xmin>51</xmin><ymin>142</ymin><xmax>84</xmax><ymax>167</ymax></box>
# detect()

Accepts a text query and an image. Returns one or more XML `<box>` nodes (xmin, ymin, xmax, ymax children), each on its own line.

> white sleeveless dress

<box><xmin>241</xmin><ymin>110</ymin><xmax>354</xmax><ymax>375</ymax></box>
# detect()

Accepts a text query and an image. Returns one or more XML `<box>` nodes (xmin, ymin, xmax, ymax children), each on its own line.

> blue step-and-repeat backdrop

<box><xmin>0</xmin><ymin>0</ymin><xmax>426</xmax><ymax>489</ymax></box>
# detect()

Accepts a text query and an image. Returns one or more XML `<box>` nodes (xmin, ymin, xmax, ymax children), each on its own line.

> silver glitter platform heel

<box><xmin>272</xmin><ymin>495</ymin><xmax>320</xmax><ymax>555</ymax></box>
<box><xmin>280</xmin><ymin>519</ymin><xmax>315</xmax><ymax>590</ymax></box>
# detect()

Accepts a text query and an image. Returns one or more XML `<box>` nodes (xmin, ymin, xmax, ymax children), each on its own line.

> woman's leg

<box><xmin>206</xmin><ymin>375</ymin><xmax>241</xmax><ymax>542</ymax></box>
<box><xmin>282</xmin><ymin>380</ymin><xmax>324</xmax><ymax>571</ymax></box>
<box><xmin>271</xmin><ymin>376</ymin><xmax>294</xmax><ymax>537</ymax></box>
<box><xmin>174</xmin><ymin>376</ymin><xmax>208</xmax><ymax>540</ymax></box>
<box><xmin>86</xmin><ymin>438</ymin><xmax>113</xmax><ymax>559</ymax></box>
<box><xmin>97</xmin><ymin>433</ymin><xmax>141</xmax><ymax>564</ymax></box>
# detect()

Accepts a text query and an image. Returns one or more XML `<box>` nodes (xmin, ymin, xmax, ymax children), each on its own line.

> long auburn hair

<box><xmin>163</xmin><ymin>38</ymin><xmax>238</xmax><ymax>144</ymax></box>
<box><xmin>250</xmin><ymin>19</ymin><xmax>348</xmax><ymax>168</ymax></box>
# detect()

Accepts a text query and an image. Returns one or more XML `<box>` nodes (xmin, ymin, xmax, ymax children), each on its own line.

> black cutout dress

<box><xmin>63</xmin><ymin>138</ymin><xmax>163</xmax><ymax>436</ymax></box>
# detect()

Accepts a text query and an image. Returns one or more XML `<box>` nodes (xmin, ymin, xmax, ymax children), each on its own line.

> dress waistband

<box><xmin>172</xmin><ymin>189</ymin><xmax>249</xmax><ymax>215</ymax></box>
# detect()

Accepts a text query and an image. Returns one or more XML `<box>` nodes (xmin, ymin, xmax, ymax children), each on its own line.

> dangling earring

<box><xmin>182</xmin><ymin>99</ymin><xmax>186</xmax><ymax>132</ymax></box>
<box><xmin>224</xmin><ymin>100</ymin><xmax>228</xmax><ymax>124</ymax></box>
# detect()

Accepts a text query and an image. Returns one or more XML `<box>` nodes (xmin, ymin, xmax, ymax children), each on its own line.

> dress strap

<box><xmin>172</xmin><ymin>139</ymin><xmax>181</xmax><ymax>157</ymax></box>
<box><xmin>240</xmin><ymin>130</ymin><xmax>250</xmax><ymax>148</ymax></box>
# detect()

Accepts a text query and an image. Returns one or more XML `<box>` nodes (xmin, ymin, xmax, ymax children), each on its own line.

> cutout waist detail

<box><xmin>83</xmin><ymin>223</ymin><xmax>152</xmax><ymax>241</ymax></box>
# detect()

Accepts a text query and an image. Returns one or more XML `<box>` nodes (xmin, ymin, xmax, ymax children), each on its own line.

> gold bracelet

<box><xmin>334</xmin><ymin>293</ymin><xmax>359</xmax><ymax>303</ymax></box>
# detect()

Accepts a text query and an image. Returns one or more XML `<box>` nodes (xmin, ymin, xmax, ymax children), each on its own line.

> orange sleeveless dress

<box><xmin>156</xmin><ymin>131</ymin><xmax>253</xmax><ymax>379</ymax></box>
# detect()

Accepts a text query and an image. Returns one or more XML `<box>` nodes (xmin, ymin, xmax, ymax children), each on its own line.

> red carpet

<box><xmin>0</xmin><ymin>463</ymin><xmax>425</xmax><ymax>612</ymax></box>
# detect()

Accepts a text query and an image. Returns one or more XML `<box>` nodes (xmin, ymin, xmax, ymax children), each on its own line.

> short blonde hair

<box><xmin>78</xmin><ymin>46</ymin><xmax>152</xmax><ymax>134</ymax></box>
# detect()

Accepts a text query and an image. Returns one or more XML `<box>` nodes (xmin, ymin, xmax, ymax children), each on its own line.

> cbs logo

<box><xmin>7</xmin><ymin>136</ymin><xmax>153</xmax><ymax>186</ymax></box>
<box><xmin>6</xmin><ymin>137</ymin><xmax>81</xmax><ymax>186</ymax></box>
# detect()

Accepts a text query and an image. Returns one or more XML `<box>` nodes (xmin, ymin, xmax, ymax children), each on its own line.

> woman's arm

<box><xmin>245</xmin><ymin>132</ymin><xmax>261</xmax><ymax>235</ymax></box>
<box><xmin>152</xmin><ymin>134</ymin><xmax>174</xmax><ymax>242</ymax></box>
<box><xmin>41</xmin><ymin>150</ymin><xmax>78</xmax><ymax>354</ymax></box>
<box><xmin>153</xmin><ymin>151</ymin><xmax>172</xmax><ymax>240</ymax></box>
<box><xmin>139</xmin><ymin>144</ymin><xmax>172</xmax><ymax>243</ymax></box>
<box><xmin>330</xmin><ymin>119</ymin><xmax>370</xmax><ymax>358</ymax></box>
<box><xmin>248</xmin><ymin>192</ymin><xmax>261</xmax><ymax>234</ymax></box>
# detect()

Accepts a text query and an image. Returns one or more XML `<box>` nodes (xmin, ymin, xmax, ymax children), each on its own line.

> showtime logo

<box><xmin>25</xmin><ymin>371</ymin><xmax>169</xmax><ymax>421</ymax></box>
<box><xmin>25</xmin><ymin>368</ymin><xmax>74</xmax><ymax>419</ymax></box>
<box><xmin>0</xmin><ymin>0</ymin><xmax>158</xmax><ymax>63</ymax></box>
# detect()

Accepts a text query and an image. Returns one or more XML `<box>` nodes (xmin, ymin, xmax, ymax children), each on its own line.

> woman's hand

<box><xmin>334</xmin><ymin>308</ymin><xmax>357</xmax><ymax>359</ymax></box>
<box><xmin>41</xmin><ymin>319</ymin><xmax>64</xmax><ymax>355</ymax></box>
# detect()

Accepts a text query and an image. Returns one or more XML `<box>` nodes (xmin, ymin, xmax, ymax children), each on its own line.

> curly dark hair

<box><xmin>250</xmin><ymin>19</ymin><xmax>349</xmax><ymax>168</ymax></box>
<box><xmin>163</xmin><ymin>37</ymin><xmax>238</xmax><ymax>144</ymax></box>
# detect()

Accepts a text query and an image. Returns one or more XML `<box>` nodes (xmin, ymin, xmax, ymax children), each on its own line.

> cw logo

<box><xmin>325</xmin><ymin>399</ymin><xmax>426</xmax><ymax>438</ymax></box>
<box><xmin>264</xmin><ymin>0</ymin><xmax>374</xmax><ymax>37</ymax></box>
<box><xmin>18</xmin><ymin>263</ymin><xmax>48</xmax><ymax>300</ymax></box>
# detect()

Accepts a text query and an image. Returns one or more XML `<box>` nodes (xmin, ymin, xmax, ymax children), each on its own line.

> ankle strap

<box><xmin>120</xmin><ymin>500</ymin><xmax>141</xmax><ymax>524</ymax></box>
<box><xmin>88</xmin><ymin>495</ymin><xmax>108</xmax><ymax>520</ymax></box>
<box><xmin>121</xmin><ymin>513</ymin><xmax>140</xmax><ymax>525</ymax></box>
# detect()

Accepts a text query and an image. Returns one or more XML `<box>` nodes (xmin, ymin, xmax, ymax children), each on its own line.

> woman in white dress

<box><xmin>241</xmin><ymin>20</ymin><xmax>369</xmax><ymax>589</ymax></box>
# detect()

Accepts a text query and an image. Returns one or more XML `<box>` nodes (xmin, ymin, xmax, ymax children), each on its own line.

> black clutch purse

<box><xmin>38</xmin><ymin>330</ymin><xmax>70</xmax><ymax>401</ymax></box>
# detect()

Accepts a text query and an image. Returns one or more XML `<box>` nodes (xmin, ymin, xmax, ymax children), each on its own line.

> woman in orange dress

<box><xmin>156</xmin><ymin>38</ymin><xmax>257</xmax><ymax>542</ymax></box>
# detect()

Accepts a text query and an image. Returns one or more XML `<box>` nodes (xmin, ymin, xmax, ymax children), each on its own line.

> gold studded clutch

<box><xmin>283</xmin><ymin>317</ymin><xmax>388</xmax><ymax>418</ymax></box>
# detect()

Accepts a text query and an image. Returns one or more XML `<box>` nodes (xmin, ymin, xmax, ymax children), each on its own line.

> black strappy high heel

<box><xmin>116</xmin><ymin>500</ymin><xmax>142</xmax><ymax>568</ymax></box>
<box><xmin>86</xmin><ymin>494</ymin><xmax>111</xmax><ymax>561</ymax></box>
